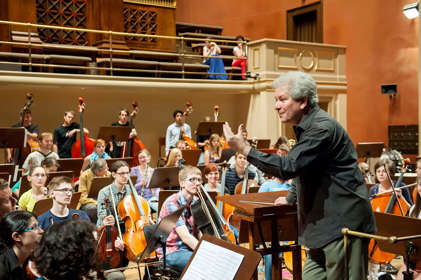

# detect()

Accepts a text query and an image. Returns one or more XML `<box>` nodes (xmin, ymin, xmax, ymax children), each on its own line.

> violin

<box><xmin>116</xmin><ymin>177</ymin><xmax>154</xmax><ymax>262</ymax></box>
<box><xmin>71</xmin><ymin>97</ymin><xmax>95</xmax><ymax>158</ymax></box>
<box><xmin>181</xmin><ymin>101</ymin><xmax>199</xmax><ymax>150</ymax></box>
<box><xmin>369</xmin><ymin>159</ymin><xmax>411</xmax><ymax>264</ymax></box>
<box><xmin>191</xmin><ymin>184</ymin><xmax>236</xmax><ymax>244</ymax></box>
<box><xmin>97</xmin><ymin>197</ymin><xmax>122</xmax><ymax>268</ymax></box>
<box><xmin>124</xmin><ymin>101</ymin><xmax>146</xmax><ymax>166</ymax></box>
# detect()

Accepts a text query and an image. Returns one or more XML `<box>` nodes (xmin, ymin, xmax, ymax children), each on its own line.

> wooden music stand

<box><xmin>0</xmin><ymin>128</ymin><xmax>26</xmax><ymax>166</ymax></box>
<box><xmin>97</xmin><ymin>126</ymin><xmax>132</xmax><ymax>142</ymax></box>
<box><xmin>0</xmin><ymin>163</ymin><xmax>17</xmax><ymax>185</ymax></box>
<box><xmin>180</xmin><ymin>234</ymin><xmax>262</xmax><ymax>280</ymax></box>
<box><xmin>87</xmin><ymin>176</ymin><xmax>137</xmax><ymax>199</ymax></box>
<box><xmin>248</xmin><ymin>139</ymin><xmax>271</xmax><ymax>149</ymax></box>
<box><xmin>182</xmin><ymin>150</ymin><xmax>201</xmax><ymax>166</ymax></box>
<box><xmin>356</xmin><ymin>142</ymin><xmax>384</xmax><ymax>158</ymax></box>
<box><xmin>218</xmin><ymin>191</ymin><xmax>302</xmax><ymax>280</ymax></box>
<box><xmin>106</xmin><ymin>157</ymin><xmax>134</xmax><ymax>168</ymax></box>
<box><xmin>32</xmin><ymin>192</ymin><xmax>81</xmax><ymax>216</ymax></box>
<box><xmin>57</xmin><ymin>158</ymin><xmax>84</xmax><ymax>176</ymax></box>
<box><xmin>148</xmin><ymin>167</ymin><xmax>180</xmax><ymax>189</ymax></box>
<box><xmin>196</xmin><ymin>122</ymin><xmax>225</xmax><ymax>136</ymax></box>
<box><xmin>374</xmin><ymin>212</ymin><xmax>421</xmax><ymax>264</ymax></box>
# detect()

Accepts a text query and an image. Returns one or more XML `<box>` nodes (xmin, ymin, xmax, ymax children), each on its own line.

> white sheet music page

<box><xmin>181</xmin><ymin>240</ymin><xmax>244</xmax><ymax>280</ymax></box>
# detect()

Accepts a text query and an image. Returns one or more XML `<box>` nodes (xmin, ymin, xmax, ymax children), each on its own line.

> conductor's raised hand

<box><xmin>223</xmin><ymin>122</ymin><xmax>251</xmax><ymax>155</ymax></box>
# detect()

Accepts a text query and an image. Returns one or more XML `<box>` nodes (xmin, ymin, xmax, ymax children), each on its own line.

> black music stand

<box><xmin>356</xmin><ymin>142</ymin><xmax>384</xmax><ymax>158</ymax></box>
<box><xmin>148</xmin><ymin>167</ymin><xmax>180</xmax><ymax>189</ymax></box>
<box><xmin>248</xmin><ymin>139</ymin><xmax>271</xmax><ymax>149</ymax></box>
<box><xmin>182</xmin><ymin>150</ymin><xmax>201</xmax><ymax>166</ymax></box>
<box><xmin>88</xmin><ymin>176</ymin><xmax>137</xmax><ymax>198</ymax></box>
<box><xmin>97</xmin><ymin>126</ymin><xmax>132</xmax><ymax>142</ymax></box>
<box><xmin>0</xmin><ymin>128</ymin><xmax>27</xmax><ymax>166</ymax></box>
<box><xmin>196</xmin><ymin>122</ymin><xmax>224</xmax><ymax>136</ymax></box>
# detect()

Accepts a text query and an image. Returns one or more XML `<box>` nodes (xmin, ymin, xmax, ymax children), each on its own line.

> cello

<box><xmin>369</xmin><ymin>159</ymin><xmax>411</xmax><ymax>264</ymax></box>
<box><xmin>116</xmin><ymin>177</ymin><xmax>154</xmax><ymax>262</ymax></box>
<box><xmin>124</xmin><ymin>101</ymin><xmax>146</xmax><ymax>166</ymax></box>
<box><xmin>97</xmin><ymin>197</ymin><xmax>122</xmax><ymax>269</ymax></box>
<box><xmin>71</xmin><ymin>97</ymin><xmax>95</xmax><ymax>158</ymax></box>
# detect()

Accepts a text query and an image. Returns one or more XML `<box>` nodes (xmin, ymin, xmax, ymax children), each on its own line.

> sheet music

<box><xmin>182</xmin><ymin>240</ymin><xmax>244</xmax><ymax>280</ymax></box>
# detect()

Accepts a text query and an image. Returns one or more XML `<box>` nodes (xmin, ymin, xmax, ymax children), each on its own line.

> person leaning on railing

<box><xmin>232</xmin><ymin>35</ymin><xmax>247</xmax><ymax>80</ymax></box>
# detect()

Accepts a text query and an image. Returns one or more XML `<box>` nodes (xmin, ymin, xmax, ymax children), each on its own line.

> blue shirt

<box><xmin>38</xmin><ymin>208</ymin><xmax>90</xmax><ymax>230</ymax></box>
<box><xmin>258</xmin><ymin>180</ymin><xmax>291</xmax><ymax>193</ymax></box>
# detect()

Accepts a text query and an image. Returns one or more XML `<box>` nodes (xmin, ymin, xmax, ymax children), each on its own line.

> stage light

<box><xmin>403</xmin><ymin>2</ymin><xmax>419</xmax><ymax>19</ymax></box>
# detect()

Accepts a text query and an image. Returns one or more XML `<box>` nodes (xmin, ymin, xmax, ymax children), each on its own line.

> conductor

<box><xmin>223</xmin><ymin>71</ymin><xmax>376</xmax><ymax>280</ymax></box>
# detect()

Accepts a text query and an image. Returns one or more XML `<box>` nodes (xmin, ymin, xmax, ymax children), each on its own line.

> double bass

<box><xmin>124</xmin><ymin>101</ymin><xmax>146</xmax><ymax>166</ymax></box>
<box><xmin>71</xmin><ymin>97</ymin><xmax>95</xmax><ymax>158</ymax></box>
<box><xmin>181</xmin><ymin>101</ymin><xmax>198</xmax><ymax>150</ymax></box>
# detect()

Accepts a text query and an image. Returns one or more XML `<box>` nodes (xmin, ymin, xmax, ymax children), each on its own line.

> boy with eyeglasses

<box><xmin>38</xmin><ymin>176</ymin><xmax>90</xmax><ymax>230</ymax></box>
<box><xmin>158</xmin><ymin>165</ymin><xmax>203</xmax><ymax>273</ymax></box>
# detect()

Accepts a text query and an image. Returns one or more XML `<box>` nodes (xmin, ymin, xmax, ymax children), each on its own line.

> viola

<box><xmin>71</xmin><ymin>97</ymin><xmax>95</xmax><ymax>158</ymax></box>
<box><xmin>26</xmin><ymin>260</ymin><xmax>41</xmax><ymax>280</ymax></box>
<box><xmin>124</xmin><ymin>101</ymin><xmax>146</xmax><ymax>166</ymax></box>
<box><xmin>97</xmin><ymin>197</ymin><xmax>122</xmax><ymax>268</ymax></box>
<box><xmin>369</xmin><ymin>160</ymin><xmax>410</xmax><ymax>264</ymax></box>
<box><xmin>117</xmin><ymin>177</ymin><xmax>154</xmax><ymax>261</ymax></box>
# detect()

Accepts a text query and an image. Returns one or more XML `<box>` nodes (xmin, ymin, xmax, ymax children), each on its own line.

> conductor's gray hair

<box><xmin>272</xmin><ymin>71</ymin><xmax>318</xmax><ymax>108</ymax></box>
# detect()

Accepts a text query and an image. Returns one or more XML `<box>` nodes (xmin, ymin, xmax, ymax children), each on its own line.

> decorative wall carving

<box><xmin>123</xmin><ymin>7</ymin><xmax>157</xmax><ymax>43</ymax></box>
<box><xmin>36</xmin><ymin>0</ymin><xmax>88</xmax><ymax>45</ymax></box>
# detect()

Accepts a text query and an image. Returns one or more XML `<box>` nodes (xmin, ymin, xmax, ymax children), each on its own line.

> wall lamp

<box><xmin>403</xmin><ymin>2</ymin><xmax>419</xmax><ymax>19</ymax></box>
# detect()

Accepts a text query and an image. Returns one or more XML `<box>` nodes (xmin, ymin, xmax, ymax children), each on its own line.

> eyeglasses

<box><xmin>54</xmin><ymin>188</ymin><xmax>74</xmax><ymax>194</ymax></box>
<box><xmin>23</xmin><ymin>224</ymin><xmax>41</xmax><ymax>232</ymax></box>
<box><xmin>187</xmin><ymin>177</ymin><xmax>202</xmax><ymax>184</ymax></box>
<box><xmin>116</xmin><ymin>172</ymin><xmax>130</xmax><ymax>176</ymax></box>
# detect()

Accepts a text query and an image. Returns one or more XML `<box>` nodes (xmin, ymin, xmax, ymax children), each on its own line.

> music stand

<box><xmin>57</xmin><ymin>158</ymin><xmax>84</xmax><ymax>176</ymax></box>
<box><xmin>88</xmin><ymin>176</ymin><xmax>137</xmax><ymax>198</ymax></box>
<box><xmin>182</xmin><ymin>150</ymin><xmax>201</xmax><ymax>166</ymax></box>
<box><xmin>356</xmin><ymin>142</ymin><xmax>384</xmax><ymax>158</ymax></box>
<box><xmin>137</xmin><ymin>206</ymin><xmax>186</xmax><ymax>264</ymax></box>
<box><xmin>196</xmin><ymin>122</ymin><xmax>224</xmax><ymax>136</ymax></box>
<box><xmin>248</xmin><ymin>139</ymin><xmax>271</xmax><ymax>149</ymax></box>
<box><xmin>0</xmin><ymin>128</ymin><xmax>26</xmax><ymax>148</ymax></box>
<box><xmin>0</xmin><ymin>163</ymin><xmax>18</xmax><ymax>185</ymax></box>
<box><xmin>148</xmin><ymin>167</ymin><xmax>180</xmax><ymax>189</ymax></box>
<box><xmin>106</xmin><ymin>157</ymin><xmax>134</xmax><ymax>168</ymax></box>
<box><xmin>180</xmin><ymin>234</ymin><xmax>261</xmax><ymax>280</ymax></box>
<box><xmin>97</xmin><ymin>126</ymin><xmax>132</xmax><ymax>142</ymax></box>
<box><xmin>374</xmin><ymin>212</ymin><xmax>421</xmax><ymax>265</ymax></box>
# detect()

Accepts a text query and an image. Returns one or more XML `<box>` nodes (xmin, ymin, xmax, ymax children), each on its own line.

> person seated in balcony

<box><xmin>203</xmin><ymin>39</ymin><xmax>227</xmax><ymax>80</ymax></box>
<box><xmin>232</xmin><ymin>35</ymin><xmax>247</xmax><ymax>80</ymax></box>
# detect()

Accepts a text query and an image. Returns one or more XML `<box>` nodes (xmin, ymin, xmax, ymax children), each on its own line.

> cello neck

<box><xmin>128</xmin><ymin>177</ymin><xmax>147</xmax><ymax>217</ymax></box>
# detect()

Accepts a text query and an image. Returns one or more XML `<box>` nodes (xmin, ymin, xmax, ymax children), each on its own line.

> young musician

<box><xmin>34</xmin><ymin>219</ymin><xmax>98</xmax><ymax>280</ymax></box>
<box><xmin>53</xmin><ymin>110</ymin><xmax>86</xmax><ymax>158</ymax></box>
<box><xmin>165</xmin><ymin>148</ymin><xmax>184</xmax><ymax>168</ymax></box>
<box><xmin>158</xmin><ymin>166</ymin><xmax>202</xmax><ymax>272</ymax></box>
<box><xmin>22</xmin><ymin>132</ymin><xmax>59</xmax><ymax>171</ymax></box>
<box><xmin>0</xmin><ymin>179</ymin><xmax>17</xmax><ymax>220</ymax></box>
<box><xmin>7</xmin><ymin>109</ymin><xmax>39</xmax><ymax>163</ymax></box>
<box><xmin>0</xmin><ymin>210</ymin><xmax>43</xmax><ymax>280</ymax></box>
<box><xmin>225</xmin><ymin>153</ymin><xmax>257</xmax><ymax>194</ymax></box>
<box><xmin>78</xmin><ymin>158</ymin><xmax>110</xmax><ymax>221</ymax></box>
<box><xmin>165</xmin><ymin>110</ymin><xmax>192</xmax><ymax>156</ymax></box>
<box><xmin>80</xmin><ymin>139</ymin><xmax>111</xmax><ymax>173</ymax></box>
<box><xmin>203</xmin><ymin>163</ymin><xmax>221</xmax><ymax>192</ymax></box>
<box><xmin>18</xmin><ymin>166</ymin><xmax>48</xmax><ymax>212</ymax></box>
<box><xmin>37</xmin><ymin>176</ymin><xmax>89</xmax><ymax>230</ymax></box>
<box><xmin>130</xmin><ymin>150</ymin><xmax>157</xmax><ymax>211</ymax></box>
<box><xmin>109</xmin><ymin>109</ymin><xmax>137</xmax><ymax>158</ymax></box>
<box><xmin>232</xmin><ymin>35</ymin><xmax>247</xmax><ymax>79</ymax></box>
<box><xmin>203</xmin><ymin>133</ymin><xmax>222</xmax><ymax>165</ymax></box>
<box><xmin>369</xmin><ymin>158</ymin><xmax>413</xmax><ymax>207</ymax></box>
